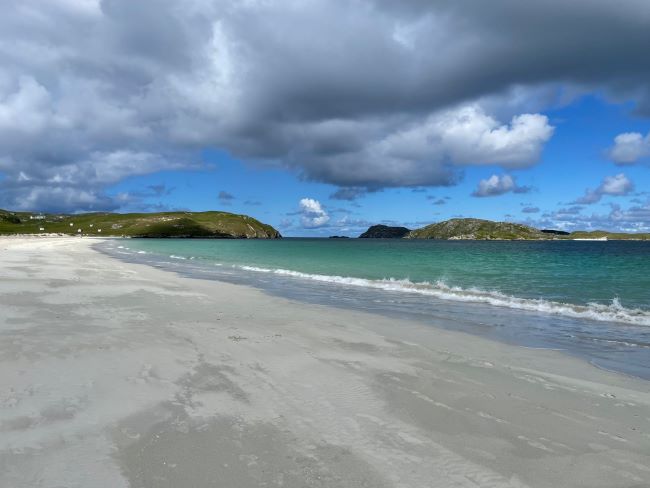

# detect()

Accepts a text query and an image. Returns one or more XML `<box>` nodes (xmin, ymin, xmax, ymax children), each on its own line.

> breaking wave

<box><xmin>239</xmin><ymin>265</ymin><xmax>650</xmax><ymax>326</ymax></box>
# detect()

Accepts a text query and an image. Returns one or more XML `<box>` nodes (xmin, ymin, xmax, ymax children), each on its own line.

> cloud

<box><xmin>574</xmin><ymin>173</ymin><xmax>634</xmax><ymax>204</ymax></box>
<box><xmin>389</xmin><ymin>109</ymin><xmax>553</xmax><ymax>169</ymax></box>
<box><xmin>2</xmin><ymin>0</ymin><xmax>650</xmax><ymax>210</ymax></box>
<box><xmin>426</xmin><ymin>195</ymin><xmax>451</xmax><ymax>202</ymax></box>
<box><xmin>243</xmin><ymin>199</ymin><xmax>261</xmax><ymax>206</ymax></box>
<box><xmin>290</xmin><ymin>106</ymin><xmax>553</xmax><ymax>189</ymax></box>
<box><xmin>528</xmin><ymin>200</ymin><xmax>650</xmax><ymax>233</ymax></box>
<box><xmin>298</xmin><ymin>198</ymin><xmax>330</xmax><ymax>228</ymax></box>
<box><xmin>609</xmin><ymin>201</ymin><xmax>650</xmax><ymax>230</ymax></box>
<box><xmin>472</xmin><ymin>174</ymin><xmax>531</xmax><ymax>197</ymax></box>
<box><xmin>4</xmin><ymin>186</ymin><xmax>121</xmax><ymax>214</ymax></box>
<box><xmin>521</xmin><ymin>206</ymin><xmax>540</xmax><ymax>213</ymax></box>
<box><xmin>278</xmin><ymin>218</ymin><xmax>294</xmax><ymax>229</ymax></box>
<box><xmin>218</xmin><ymin>191</ymin><xmax>235</xmax><ymax>202</ymax></box>
<box><xmin>329</xmin><ymin>187</ymin><xmax>368</xmax><ymax>201</ymax></box>
<box><xmin>608</xmin><ymin>131</ymin><xmax>650</xmax><ymax>164</ymax></box>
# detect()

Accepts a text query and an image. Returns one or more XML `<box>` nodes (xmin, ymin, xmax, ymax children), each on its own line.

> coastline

<box><xmin>1</xmin><ymin>237</ymin><xmax>649</xmax><ymax>487</ymax></box>
<box><xmin>102</xmin><ymin>237</ymin><xmax>650</xmax><ymax>380</ymax></box>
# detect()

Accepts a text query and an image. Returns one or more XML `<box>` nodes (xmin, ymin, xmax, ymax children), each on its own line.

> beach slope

<box><xmin>1</xmin><ymin>237</ymin><xmax>648</xmax><ymax>487</ymax></box>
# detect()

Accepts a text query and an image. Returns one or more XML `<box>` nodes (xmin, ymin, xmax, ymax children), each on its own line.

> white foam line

<box><xmin>239</xmin><ymin>266</ymin><xmax>650</xmax><ymax>327</ymax></box>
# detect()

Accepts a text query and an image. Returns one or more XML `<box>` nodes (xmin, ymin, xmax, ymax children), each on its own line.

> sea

<box><xmin>99</xmin><ymin>238</ymin><xmax>650</xmax><ymax>380</ymax></box>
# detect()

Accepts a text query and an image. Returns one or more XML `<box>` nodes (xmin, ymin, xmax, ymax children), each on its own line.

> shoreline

<box><xmin>1</xmin><ymin>236</ymin><xmax>649</xmax><ymax>487</ymax></box>
<box><xmin>100</xmin><ymin>237</ymin><xmax>650</xmax><ymax>381</ymax></box>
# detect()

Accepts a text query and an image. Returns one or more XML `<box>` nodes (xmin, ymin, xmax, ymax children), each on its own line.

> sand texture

<box><xmin>1</xmin><ymin>237</ymin><xmax>649</xmax><ymax>487</ymax></box>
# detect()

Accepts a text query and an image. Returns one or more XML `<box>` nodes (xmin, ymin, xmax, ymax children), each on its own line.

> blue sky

<box><xmin>107</xmin><ymin>95</ymin><xmax>650</xmax><ymax>236</ymax></box>
<box><xmin>1</xmin><ymin>1</ymin><xmax>650</xmax><ymax>236</ymax></box>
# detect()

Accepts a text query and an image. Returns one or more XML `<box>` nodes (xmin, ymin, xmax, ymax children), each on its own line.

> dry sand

<box><xmin>1</xmin><ymin>237</ymin><xmax>649</xmax><ymax>488</ymax></box>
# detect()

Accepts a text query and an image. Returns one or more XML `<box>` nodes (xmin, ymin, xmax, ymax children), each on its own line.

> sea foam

<box><xmin>239</xmin><ymin>265</ymin><xmax>650</xmax><ymax>327</ymax></box>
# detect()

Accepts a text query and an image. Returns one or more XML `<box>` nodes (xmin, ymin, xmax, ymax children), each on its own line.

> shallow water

<box><xmin>99</xmin><ymin>238</ymin><xmax>650</xmax><ymax>379</ymax></box>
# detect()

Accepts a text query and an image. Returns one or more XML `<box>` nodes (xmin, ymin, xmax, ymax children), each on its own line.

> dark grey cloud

<box><xmin>2</xmin><ymin>0</ymin><xmax>650</xmax><ymax>210</ymax></box>
<box><xmin>329</xmin><ymin>187</ymin><xmax>369</xmax><ymax>201</ymax></box>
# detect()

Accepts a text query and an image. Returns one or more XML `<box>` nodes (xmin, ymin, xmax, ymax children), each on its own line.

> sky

<box><xmin>1</xmin><ymin>0</ymin><xmax>650</xmax><ymax>236</ymax></box>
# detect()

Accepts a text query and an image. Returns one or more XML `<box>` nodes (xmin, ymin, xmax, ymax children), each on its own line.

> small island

<box><xmin>359</xmin><ymin>225</ymin><xmax>411</xmax><ymax>238</ymax></box>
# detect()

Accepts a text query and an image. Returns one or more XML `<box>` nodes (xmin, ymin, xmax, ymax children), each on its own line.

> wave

<box><xmin>239</xmin><ymin>265</ymin><xmax>650</xmax><ymax>327</ymax></box>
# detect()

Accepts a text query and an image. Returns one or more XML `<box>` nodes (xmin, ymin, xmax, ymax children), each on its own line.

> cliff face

<box><xmin>0</xmin><ymin>210</ymin><xmax>282</xmax><ymax>238</ymax></box>
<box><xmin>359</xmin><ymin>225</ymin><xmax>411</xmax><ymax>238</ymax></box>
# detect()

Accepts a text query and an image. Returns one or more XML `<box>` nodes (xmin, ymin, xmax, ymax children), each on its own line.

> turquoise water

<box><xmin>102</xmin><ymin>238</ymin><xmax>650</xmax><ymax>378</ymax></box>
<box><xmin>119</xmin><ymin>238</ymin><xmax>649</xmax><ymax>322</ymax></box>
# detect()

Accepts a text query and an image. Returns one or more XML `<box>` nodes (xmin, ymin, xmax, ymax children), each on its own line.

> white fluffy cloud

<box><xmin>298</xmin><ymin>198</ymin><xmax>330</xmax><ymax>228</ymax></box>
<box><xmin>382</xmin><ymin>108</ymin><xmax>554</xmax><ymax>168</ymax></box>
<box><xmin>574</xmin><ymin>173</ymin><xmax>634</xmax><ymax>204</ymax></box>
<box><xmin>608</xmin><ymin>131</ymin><xmax>650</xmax><ymax>164</ymax></box>
<box><xmin>471</xmin><ymin>174</ymin><xmax>530</xmax><ymax>197</ymax></box>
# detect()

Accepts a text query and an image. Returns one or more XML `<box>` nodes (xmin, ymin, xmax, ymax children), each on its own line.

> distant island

<box><xmin>360</xmin><ymin>218</ymin><xmax>650</xmax><ymax>240</ymax></box>
<box><xmin>359</xmin><ymin>225</ymin><xmax>411</xmax><ymax>238</ymax></box>
<box><xmin>0</xmin><ymin>209</ymin><xmax>281</xmax><ymax>238</ymax></box>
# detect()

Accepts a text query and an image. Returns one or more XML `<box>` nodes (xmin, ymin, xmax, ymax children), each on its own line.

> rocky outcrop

<box><xmin>359</xmin><ymin>225</ymin><xmax>411</xmax><ymax>238</ymax></box>
<box><xmin>541</xmin><ymin>229</ymin><xmax>570</xmax><ymax>236</ymax></box>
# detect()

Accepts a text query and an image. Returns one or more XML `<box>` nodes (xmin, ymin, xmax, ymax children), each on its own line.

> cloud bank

<box><xmin>1</xmin><ymin>0</ymin><xmax>650</xmax><ymax>210</ymax></box>
<box><xmin>528</xmin><ymin>199</ymin><xmax>650</xmax><ymax>233</ymax></box>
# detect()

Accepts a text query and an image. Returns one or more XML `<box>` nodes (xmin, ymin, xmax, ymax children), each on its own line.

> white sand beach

<box><xmin>1</xmin><ymin>237</ymin><xmax>649</xmax><ymax>488</ymax></box>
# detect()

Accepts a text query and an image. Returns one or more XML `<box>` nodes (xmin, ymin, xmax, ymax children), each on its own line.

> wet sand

<box><xmin>1</xmin><ymin>237</ymin><xmax>649</xmax><ymax>487</ymax></box>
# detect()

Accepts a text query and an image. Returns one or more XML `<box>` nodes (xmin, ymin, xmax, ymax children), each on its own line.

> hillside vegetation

<box><xmin>406</xmin><ymin>218</ymin><xmax>545</xmax><ymax>240</ymax></box>
<box><xmin>360</xmin><ymin>218</ymin><xmax>650</xmax><ymax>240</ymax></box>
<box><xmin>0</xmin><ymin>210</ymin><xmax>281</xmax><ymax>238</ymax></box>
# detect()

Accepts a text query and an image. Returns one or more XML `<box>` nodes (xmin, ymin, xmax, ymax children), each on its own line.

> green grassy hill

<box><xmin>406</xmin><ymin>218</ymin><xmax>548</xmax><ymax>240</ymax></box>
<box><xmin>0</xmin><ymin>210</ymin><xmax>281</xmax><ymax>238</ymax></box>
<box><xmin>403</xmin><ymin>218</ymin><xmax>650</xmax><ymax>240</ymax></box>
